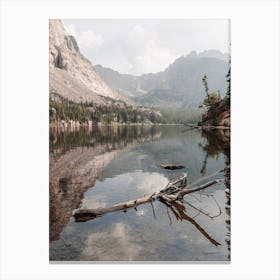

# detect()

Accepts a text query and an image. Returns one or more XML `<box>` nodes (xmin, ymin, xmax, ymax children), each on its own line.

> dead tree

<box><xmin>73</xmin><ymin>174</ymin><xmax>223</xmax><ymax>221</ymax></box>
<box><xmin>73</xmin><ymin>173</ymin><xmax>224</xmax><ymax>246</ymax></box>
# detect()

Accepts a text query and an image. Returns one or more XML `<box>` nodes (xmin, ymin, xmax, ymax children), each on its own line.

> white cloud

<box><xmin>64</xmin><ymin>23</ymin><xmax>104</xmax><ymax>50</ymax></box>
<box><xmin>62</xmin><ymin>19</ymin><xmax>229</xmax><ymax>75</ymax></box>
<box><xmin>133</xmin><ymin>39</ymin><xmax>177</xmax><ymax>74</ymax></box>
<box><xmin>124</xmin><ymin>25</ymin><xmax>177</xmax><ymax>74</ymax></box>
<box><xmin>81</xmin><ymin>223</ymin><xmax>141</xmax><ymax>261</ymax></box>
<box><xmin>78</xmin><ymin>30</ymin><xmax>104</xmax><ymax>49</ymax></box>
<box><xmin>136</xmin><ymin>172</ymin><xmax>169</xmax><ymax>194</ymax></box>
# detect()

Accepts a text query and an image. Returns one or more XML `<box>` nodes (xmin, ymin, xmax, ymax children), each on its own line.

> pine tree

<box><xmin>202</xmin><ymin>75</ymin><xmax>209</xmax><ymax>99</ymax></box>
<box><xmin>226</xmin><ymin>58</ymin><xmax>231</xmax><ymax>97</ymax></box>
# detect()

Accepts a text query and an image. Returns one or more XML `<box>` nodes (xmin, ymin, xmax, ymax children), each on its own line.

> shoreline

<box><xmin>49</xmin><ymin>121</ymin><xmax>184</xmax><ymax>129</ymax></box>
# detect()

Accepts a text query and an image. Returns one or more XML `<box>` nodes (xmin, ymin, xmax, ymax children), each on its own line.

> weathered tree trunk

<box><xmin>73</xmin><ymin>174</ymin><xmax>187</xmax><ymax>221</ymax></box>
<box><xmin>73</xmin><ymin>174</ymin><xmax>223</xmax><ymax>223</ymax></box>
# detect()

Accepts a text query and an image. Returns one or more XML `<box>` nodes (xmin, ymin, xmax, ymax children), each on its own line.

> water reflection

<box><xmin>49</xmin><ymin>125</ymin><xmax>161</xmax><ymax>242</ymax></box>
<box><xmin>81</xmin><ymin>223</ymin><xmax>141</xmax><ymax>261</ymax></box>
<box><xmin>49</xmin><ymin>125</ymin><xmax>230</xmax><ymax>261</ymax></box>
<box><xmin>50</xmin><ymin>125</ymin><xmax>162</xmax><ymax>156</ymax></box>
<box><xmin>199</xmin><ymin>128</ymin><xmax>230</xmax><ymax>260</ymax></box>
<box><xmin>166</xmin><ymin>201</ymin><xmax>221</xmax><ymax>246</ymax></box>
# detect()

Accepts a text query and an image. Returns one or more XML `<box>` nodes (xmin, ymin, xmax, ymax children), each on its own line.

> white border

<box><xmin>1</xmin><ymin>0</ymin><xmax>279</xmax><ymax>279</ymax></box>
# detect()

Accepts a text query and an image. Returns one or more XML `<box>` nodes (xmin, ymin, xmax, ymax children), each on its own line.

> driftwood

<box><xmin>184</xmin><ymin>123</ymin><xmax>230</xmax><ymax>130</ymax></box>
<box><xmin>73</xmin><ymin>174</ymin><xmax>187</xmax><ymax>222</ymax></box>
<box><xmin>159</xmin><ymin>164</ymin><xmax>185</xmax><ymax>170</ymax></box>
<box><xmin>185</xmin><ymin>123</ymin><xmax>202</xmax><ymax>129</ymax></box>
<box><xmin>73</xmin><ymin>173</ymin><xmax>224</xmax><ymax>246</ymax></box>
<box><xmin>73</xmin><ymin>174</ymin><xmax>223</xmax><ymax>222</ymax></box>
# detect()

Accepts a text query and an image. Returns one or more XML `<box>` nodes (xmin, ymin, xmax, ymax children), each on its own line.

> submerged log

<box><xmin>73</xmin><ymin>174</ymin><xmax>223</xmax><ymax>223</ymax></box>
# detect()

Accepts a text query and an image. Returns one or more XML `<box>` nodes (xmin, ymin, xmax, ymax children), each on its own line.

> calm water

<box><xmin>49</xmin><ymin>125</ymin><xmax>230</xmax><ymax>262</ymax></box>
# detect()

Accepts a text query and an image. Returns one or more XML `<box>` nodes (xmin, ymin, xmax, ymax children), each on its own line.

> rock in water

<box><xmin>159</xmin><ymin>164</ymin><xmax>185</xmax><ymax>170</ymax></box>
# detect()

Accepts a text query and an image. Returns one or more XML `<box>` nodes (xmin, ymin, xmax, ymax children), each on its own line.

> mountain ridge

<box><xmin>95</xmin><ymin>50</ymin><xmax>229</xmax><ymax>109</ymax></box>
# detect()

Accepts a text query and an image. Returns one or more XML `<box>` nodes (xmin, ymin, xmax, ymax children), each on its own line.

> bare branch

<box><xmin>73</xmin><ymin>175</ymin><xmax>223</xmax><ymax>223</ymax></box>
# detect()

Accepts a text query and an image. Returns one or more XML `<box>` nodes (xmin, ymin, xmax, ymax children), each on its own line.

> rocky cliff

<box><xmin>49</xmin><ymin>19</ymin><xmax>127</xmax><ymax>103</ymax></box>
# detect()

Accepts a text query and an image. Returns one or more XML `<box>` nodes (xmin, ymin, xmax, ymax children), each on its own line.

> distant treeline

<box><xmin>160</xmin><ymin>108</ymin><xmax>203</xmax><ymax>124</ymax></box>
<box><xmin>49</xmin><ymin>98</ymin><xmax>164</xmax><ymax>125</ymax></box>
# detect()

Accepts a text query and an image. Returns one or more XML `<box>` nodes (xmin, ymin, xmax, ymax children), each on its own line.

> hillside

<box><xmin>49</xmin><ymin>20</ymin><xmax>167</xmax><ymax>126</ymax></box>
<box><xmin>95</xmin><ymin>50</ymin><xmax>229</xmax><ymax>109</ymax></box>
<box><xmin>49</xmin><ymin>20</ymin><xmax>128</xmax><ymax>104</ymax></box>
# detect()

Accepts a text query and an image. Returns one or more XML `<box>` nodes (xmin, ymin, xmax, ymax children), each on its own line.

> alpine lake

<box><xmin>49</xmin><ymin>124</ymin><xmax>230</xmax><ymax>262</ymax></box>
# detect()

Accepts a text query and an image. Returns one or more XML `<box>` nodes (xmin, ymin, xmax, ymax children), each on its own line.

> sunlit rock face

<box><xmin>49</xmin><ymin>19</ymin><xmax>127</xmax><ymax>103</ymax></box>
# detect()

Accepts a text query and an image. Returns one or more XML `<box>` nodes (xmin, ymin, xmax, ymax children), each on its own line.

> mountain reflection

<box><xmin>49</xmin><ymin>125</ymin><xmax>162</xmax><ymax>242</ymax></box>
<box><xmin>50</xmin><ymin>126</ymin><xmax>230</xmax><ymax>261</ymax></box>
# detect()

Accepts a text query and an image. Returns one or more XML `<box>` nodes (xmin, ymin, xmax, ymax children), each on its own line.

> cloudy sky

<box><xmin>62</xmin><ymin>19</ymin><xmax>229</xmax><ymax>75</ymax></box>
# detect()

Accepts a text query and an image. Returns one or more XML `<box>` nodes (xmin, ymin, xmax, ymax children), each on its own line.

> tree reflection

<box><xmin>160</xmin><ymin>199</ymin><xmax>221</xmax><ymax>246</ymax></box>
<box><xmin>50</xmin><ymin>125</ymin><xmax>162</xmax><ymax>156</ymax></box>
<box><xmin>199</xmin><ymin>128</ymin><xmax>230</xmax><ymax>260</ymax></box>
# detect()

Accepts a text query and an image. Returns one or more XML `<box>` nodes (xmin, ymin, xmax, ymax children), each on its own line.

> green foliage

<box><xmin>211</xmin><ymin>118</ymin><xmax>219</xmax><ymax>126</ymax></box>
<box><xmin>203</xmin><ymin>92</ymin><xmax>221</xmax><ymax>107</ymax></box>
<box><xmin>226</xmin><ymin>58</ymin><xmax>231</xmax><ymax>97</ymax></box>
<box><xmin>201</xmin><ymin>75</ymin><xmax>221</xmax><ymax>108</ymax></box>
<box><xmin>160</xmin><ymin>108</ymin><xmax>203</xmax><ymax>124</ymax></box>
<box><xmin>49</xmin><ymin>98</ymin><xmax>165</xmax><ymax>124</ymax></box>
<box><xmin>199</xmin><ymin>72</ymin><xmax>230</xmax><ymax>127</ymax></box>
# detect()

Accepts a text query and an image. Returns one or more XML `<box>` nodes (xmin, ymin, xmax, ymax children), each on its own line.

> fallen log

<box><xmin>184</xmin><ymin>123</ymin><xmax>201</xmax><ymax>129</ymax></box>
<box><xmin>73</xmin><ymin>174</ymin><xmax>187</xmax><ymax>222</ymax></box>
<box><xmin>184</xmin><ymin>123</ymin><xmax>230</xmax><ymax>130</ymax></box>
<box><xmin>73</xmin><ymin>194</ymin><xmax>155</xmax><ymax>222</ymax></box>
<box><xmin>73</xmin><ymin>174</ymin><xmax>223</xmax><ymax>223</ymax></box>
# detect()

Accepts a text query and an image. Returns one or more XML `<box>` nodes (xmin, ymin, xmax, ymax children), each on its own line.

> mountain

<box><xmin>196</xmin><ymin>50</ymin><xmax>229</xmax><ymax>61</ymax></box>
<box><xmin>49</xmin><ymin>19</ymin><xmax>127</xmax><ymax>104</ymax></box>
<box><xmin>93</xmin><ymin>66</ymin><xmax>141</xmax><ymax>98</ymax></box>
<box><xmin>95</xmin><ymin>50</ymin><xmax>229</xmax><ymax>109</ymax></box>
<box><xmin>49</xmin><ymin>20</ymin><xmax>165</xmax><ymax>126</ymax></box>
